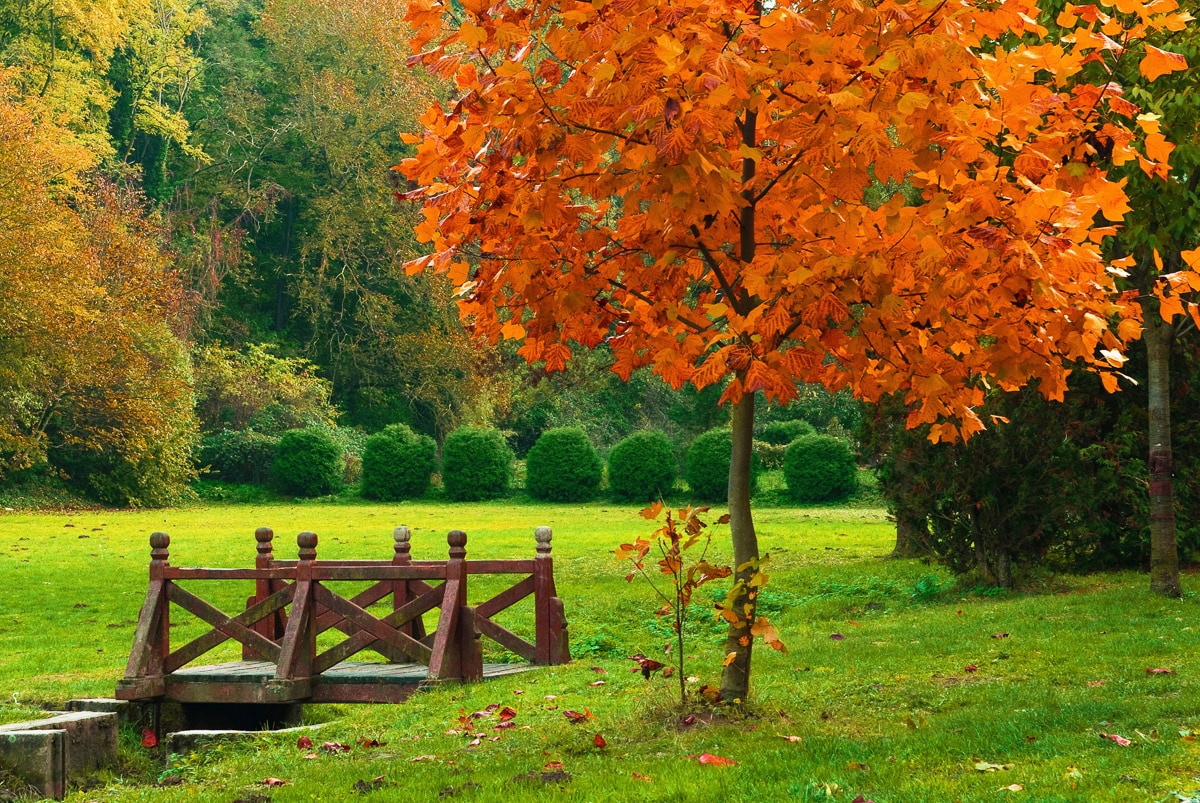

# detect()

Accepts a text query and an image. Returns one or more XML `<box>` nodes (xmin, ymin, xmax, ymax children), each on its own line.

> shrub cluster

<box><xmin>607</xmin><ymin>430</ymin><xmax>676</xmax><ymax>502</ymax></box>
<box><xmin>685</xmin><ymin>428</ymin><xmax>758</xmax><ymax>502</ymax></box>
<box><xmin>199</xmin><ymin>430</ymin><xmax>280</xmax><ymax>484</ymax></box>
<box><xmin>441</xmin><ymin>426</ymin><xmax>514</xmax><ymax>501</ymax></box>
<box><xmin>783</xmin><ymin>434</ymin><xmax>858</xmax><ymax>503</ymax></box>
<box><xmin>360</xmin><ymin>424</ymin><xmax>437</xmax><ymax>501</ymax></box>
<box><xmin>525</xmin><ymin>427</ymin><xmax>603</xmax><ymax>502</ymax></box>
<box><xmin>273</xmin><ymin>428</ymin><xmax>345</xmax><ymax>497</ymax></box>
<box><xmin>759</xmin><ymin>419</ymin><xmax>816</xmax><ymax>445</ymax></box>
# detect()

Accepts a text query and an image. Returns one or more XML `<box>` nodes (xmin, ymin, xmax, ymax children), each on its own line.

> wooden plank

<box><xmin>475</xmin><ymin>575</ymin><xmax>534</xmax><ymax>619</ymax></box>
<box><xmin>122</xmin><ymin>580</ymin><xmax>164</xmax><ymax>680</ymax></box>
<box><xmin>166</xmin><ymin>584</ymin><xmax>282</xmax><ymax>663</ymax></box>
<box><xmin>427</xmin><ymin>578</ymin><xmax>461</xmax><ymax>679</ymax></box>
<box><xmin>464</xmin><ymin>560</ymin><xmax>535</xmax><ymax>574</ymax></box>
<box><xmin>312</xmin><ymin>585</ymin><xmax>433</xmax><ymax>665</ymax></box>
<box><xmin>165</xmin><ymin>584</ymin><xmax>294</xmax><ymax>672</ymax></box>
<box><xmin>474</xmin><ymin>616</ymin><xmax>538</xmax><ymax>663</ymax></box>
<box><xmin>314</xmin><ymin>581</ymin><xmax>391</xmax><ymax>635</ymax></box>
<box><xmin>312</xmin><ymin>566</ymin><xmax>448</xmax><ymax>581</ymax></box>
<box><xmin>383</xmin><ymin>584</ymin><xmax>445</xmax><ymax>629</ymax></box>
<box><xmin>275</xmin><ymin>580</ymin><xmax>314</xmax><ymax>680</ymax></box>
<box><xmin>166</xmin><ymin>568</ymin><xmax>296</xmax><ymax>580</ymax></box>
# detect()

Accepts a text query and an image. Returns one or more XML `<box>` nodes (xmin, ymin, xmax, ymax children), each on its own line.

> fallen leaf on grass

<box><xmin>302</xmin><ymin>752</ymin><xmax>318</xmax><ymax>759</ymax></box>
<box><xmin>297</xmin><ymin>735</ymin><xmax>313</xmax><ymax>749</ymax></box>
<box><xmin>410</xmin><ymin>755</ymin><xmax>437</xmax><ymax>762</ymax></box>
<box><xmin>964</xmin><ymin>665</ymin><xmax>978</xmax><ymax>673</ymax></box>
<box><xmin>1101</xmin><ymin>732</ymin><xmax>1132</xmax><ymax>746</ymax></box>
<box><xmin>780</xmin><ymin>735</ymin><xmax>804</xmax><ymax>743</ymax></box>
<box><xmin>681</xmin><ymin>715</ymin><xmax>696</xmax><ymax>726</ymax></box>
<box><xmin>590</xmin><ymin>666</ymin><xmax>607</xmax><ymax>674</ymax></box>
<box><xmin>262</xmin><ymin>778</ymin><xmax>291</xmax><ymax>787</ymax></box>
<box><xmin>1064</xmin><ymin>766</ymin><xmax>1083</xmax><ymax>780</ymax></box>
<box><xmin>697</xmin><ymin>753</ymin><xmax>737</xmax><ymax>766</ymax></box>
<box><xmin>438</xmin><ymin>781</ymin><xmax>480</xmax><ymax>798</ymax></box>
<box><xmin>999</xmin><ymin>784</ymin><xmax>1023</xmax><ymax>791</ymax></box>
<box><xmin>593</xmin><ymin>733</ymin><xmax>607</xmax><ymax>748</ymax></box>
<box><xmin>992</xmin><ymin>632</ymin><xmax>1009</xmax><ymax>639</ymax></box>
<box><xmin>629</xmin><ymin>653</ymin><xmax>665</xmax><ymax>678</ymax></box>
<box><xmin>141</xmin><ymin>729</ymin><xmax>158</xmax><ymax>748</ymax></box>
<box><xmin>852</xmin><ymin>797</ymin><xmax>876</xmax><ymax>803</ymax></box>
<box><xmin>830</xmin><ymin>633</ymin><xmax>846</xmax><ymax>641</ymax></box>
<box><xmin>697</xmin><ymin>684</ymin><xmax>721</xmax><ymax>703</ymax></box>
<box><xmin>498</xmin><ymin>706</ymin><xmax>517</xmax><ymax>721</ymax></box>
<box><xmin>1147</xmin><ymin>667</ymin><xmax>1176</xmax><ymax>675</ymax></box>
<box><xmin>974</xmin><ymin>761</ymin><xmax>1013</xmax><ymax>772</ymax></box>
<box><xmin>544</xmin><ymin>761</ymin><xmax>564</xmax><ymax>771</ymax></box>
<box><xmin>351</xmin><ymin>776</ymin><xmax>390</xmax><ymax>793</ymax></box>
<box><xmin>1087</xmin><ymin>680</ymin><xmax>1104</xmax><ymax>687</ymax></box>
<box><xmin>356</xmin><ymin>737</ymin><xmax>386</xmax><ymax>748</ymax></box>
<box><xmin>495</xmin><ymin>721</ymin><xmax>515</xmax><ymax>730</ymax></box>
<box><xmin>321</xmin><ymin>741</ymin><xmax>351</xmax><ymax>754</ymax></box>
<box><xmin>632</xmin><ymin>772</ymin><xmax>653</xmax><ymax>782</ymax></box>
<box><xmin>589</xmin><ymin>680</ymin><xmax>606</xmax><ymax>687</ymax></box>
<box><xmin>563</xmin><ymin>708</ymin><xmax>594</xmax><ymax>724</ymax></box>
<box><xmin>847</xmin><ymin>761</ymin><xmax>869</xmax><ymax>771</ymax></box>
<box><xmin>663</xmin><ymin>666</ymin><xmax>676</xmax><ymax>677</ymax></box>
<box><xmin>466</xmin><ymin>737</ymin><xmax>481</xmax><ymax>747</ymax></box>
<box><xmin>513</xmin><ymin>689</ymin><xmax>524</xmax><ymax>695</ymax></box>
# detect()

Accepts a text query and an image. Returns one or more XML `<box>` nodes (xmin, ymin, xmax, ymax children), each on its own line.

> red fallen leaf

<box><xmin>499</xmin><ymin>706</ymin><xmax>518</xmax><ymax>721</ymax></box>
<box><xmin>321</xmin><ymin>741</ymin><xmax>351</xmax><ymax>754</ymax></box>
<box><xmin>467</xmin><ymin>737</ymin><xmax>481</xmax><ymax>747</ymax></box>
<box><xmin>262</xmin><ymin>778</ymin><xmax>291</xmax><ymax>787</ymax></box>
<box><xmin>496</xmin><ymin>720</ymin><xmax>518</xmax><ymax>730</ymax></box>
<box><xmin>485</xmin><ymin>703</ymin><xmax>501</xmax><ymax>712</ymax></box>
<box><xmin>591</xmin><ymin>666</ymin><xmax>608</xmax><ymax>674</ymax></box>
<box><xmin>297</xmin><ymin>735</ymin><xmax>313</xmax><ymax>749</ymax></box>
<box><xmin>545</xmin><ymin>761</ymin><xmax>564</xmax><ymax>771</ymax></box>
<box><xmin>957</xmin><ymin>610</ymin><xmax>963</xmax><ymax>615</ymax></box>
<box><xmin>852</xmin><ymin>797</ymin><xmax>877</xmax><ymax>803</ymax></box>
<box><xmin>830</xmin><ymin>633</ymin><xmax>845</xmax><ymax>641</ymax></box>
<box><xmin>489</xmin><ymin>736</ymin><xmax>501</xmax><ymax>742</ymax></box>
<box><xmin>628</xmin><ymin>653</ymin><xmax>665</xmax><ymax>678</ymax></box>
<box><xmin>681</xmin><ymin>715</ymin><xmax>696</xmax><ymax>726</ymax></box>
<box><xmin>589</xmin><ymin>680</ymin><xmax>606</xmax><ymax>686</ymax></box>
<box><xmin>848</xmin><ymin>620</ymin><xmax>859</xmax><ymax>626</ymax></box>
<box><xmin>563</xmin><ymin>708</ymin><xmax>594</xmax><ymax>724</ymax></box>
<box><xmin>662</xmin><ymin>666</ymin><xmax>676</xmax><ymax>678</ymax></box>
<box><xmin>964</xmin><ymin>665</ymin><xmax>978</xmax><ymax>673</ymax></box>
<box><xmin>992</xmin><ymin>632</ymin><xmax>1009</xmax><ymax>639</ymax></box>
<box><xmin>632</xmin><ymin>772</ymin><xmax>653</xmax><ymax>782</ymax></box>
<box><xmin>410</xmin><ymin>755</ymin><xmax>437</xmax><ymax>762</ymax></box>
<box><xmin>513</xmin><ymin>689</ymin><xmax>524</xmax><ymax>695</ymax></box>
<box><xmin>141</xmin><ymin>729</ymin><xmax>158</xmax><ymax>748</ymax></box>
<box><xmin>594</xmin><ymin>733</ymin><xmax>607</xmax><ymax>748</ymax></box>
<box><xmin>697</xmin><ymin>753</ymin><xmax>737</xmax><ymax>766</ymax></box>
<box><xmin>1101</xmin><ymin>732</ymin><xmax>1132</xmax><ymax>746</ymax></box>
<box><xmin>356</xmin><ymin>737</ymin><xmax>386</xmax><ymax>748</ymax></box>
<box><xmin>1147</xmin><ymin>667</ymin><xmax>1175</xmax><ymax>675</ymax></box>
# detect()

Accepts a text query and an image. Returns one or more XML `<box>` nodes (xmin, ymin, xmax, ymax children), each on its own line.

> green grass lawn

<box><xmin>1</xmin><ymin>499</ymin><xmax>1198</xmax><ymax>802</ymax></box>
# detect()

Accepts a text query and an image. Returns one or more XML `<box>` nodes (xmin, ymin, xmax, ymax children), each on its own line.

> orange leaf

<box><xmin>697</xmin><ymin>753</ymin><xmax>737</xmax><ymax>766</ymax></box>
<box><xmin>1139</xmin><ymin>46</ymin><xmax>1188</xmax><ymax>82</ymax></box>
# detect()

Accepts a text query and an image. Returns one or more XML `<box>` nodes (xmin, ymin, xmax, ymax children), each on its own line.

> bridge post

<box><xmin>534</xmin><ymin>527</ymin><xmax>570</xmax><ymax>665</ymax></box>
<box><xmin>245</xmin><ymin>527</ymin><xmax>278</xmax><ymax>659</ymax></box>
<box><xmin>430</xmin><ymin>530</ymin><xmax>481</xmax><ymax>680</ymax></box>
<box><xmin>271</xmin><ymin>532</ymin><xmax>317</xmax><ymax>698</ymax></box>
<box><xmin>392</xmin><ymin>526</ymin><xmax>426</xmax><ymax>644</ymax></box>
<box><xmin>148</xmin><ymin>532</ymin><xmax>171</xmax><ymax>678</ymax></box>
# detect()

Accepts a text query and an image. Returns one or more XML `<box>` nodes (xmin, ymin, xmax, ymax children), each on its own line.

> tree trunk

<box><xmin>1142</xmin><ymin>302</ymin><xmax>1181</xmax><ymax>597</ymax></box>
<box><xmin>891</xmin><ymin>511</ymin><xmax>931</xmax><ymax>559</ymax></box>
<box><xmin>719</xmin><ymin>392</ymin><xmax>758</xmax><ymax>703</ymax></box>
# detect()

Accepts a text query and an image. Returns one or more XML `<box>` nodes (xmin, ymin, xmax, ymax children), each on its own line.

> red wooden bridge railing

<box><xmin>116</xmin><ymin>527</ymin><xmax>570</xmax><ymax>704</ymax></box>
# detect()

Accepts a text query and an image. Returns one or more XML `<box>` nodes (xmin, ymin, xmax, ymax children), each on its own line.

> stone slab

<box><xmin>0</xmin><ymin>711</ymin><xmax>117</xmax><ymax>776</ymax></box>
<box><xmin>0</xmin><ymin>728</ymin><xmax>65</xmax><ymax>800</ymax></box>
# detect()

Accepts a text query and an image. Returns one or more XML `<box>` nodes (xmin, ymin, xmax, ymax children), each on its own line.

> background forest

<box><xmin>2</xmin><ymin>0</ymin><xmax>1198</xmax><ymax>589</ymax></box>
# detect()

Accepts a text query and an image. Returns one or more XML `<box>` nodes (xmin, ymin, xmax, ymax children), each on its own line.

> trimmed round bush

<box><xmin>760</xmin><ymin>419</ymin><xmax>817</xmax><ymax>446</ymax></box>
<box><xmin>685</xmin><ymin>428</ymin><xmax>758</xmax><ymax>502</ymax></box>
<box><xmin>442</xmin><ymin>426</ymin><xmax>514</xmax><ymax>501</ymax></box>
<box><xmin>199</xmin><ymin>430</ymin><xmax>280</xmax><ymax>484</ymax></box>
<box><xmin>525</xmin><ymin>427</ymin><xmax>602</xmax><ymax>502</ymax></box>
<box><xmin>360</xmin><ymin>424</ymin><xmax>437</xmax><ymax>501</ymax></box>
<box><xmin>273</xmin><ymin>428</ymin><xmax>345</xmax><ymax>497</ymax></box>
<box><xmin>783</xmin><ymin>434</ymin><xmax>858</xmax><ymax>503</ymax></box>
<box><xmin>607</xmin><ymin>430</ymin><xmax>677</xmax><ymax>502</ymax></box>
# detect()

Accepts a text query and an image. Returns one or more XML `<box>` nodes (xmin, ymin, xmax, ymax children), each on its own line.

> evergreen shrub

<box><xmin>760</xmin><ymin>419</ymin><xmax>816</xmax><ymax>445</ymax></box>
<box><xmin>273</xmin><ymin>428</ymin><xmax>345</xmax><ymax>497</ymax></box>
<box><xmin>607</xmin><ymin>430</ymin><xmax>676</xmax><ymax>502</ymax></box>
<box><xmin>360</xmin><ymin>424</ymin><xmax>437</xmax><ymax>501</ymax></box>
<box><xmin>525</xmin><ymin>427</ymin><xmax>602</xmax><ymax>502</ymax></box>
<box><xmin>199</xmin><ymin>430</ymin><xmax>280</xmax><ymax>484</ymax></box>
<box><xmin>442</xmin><ymin>426</ymin><xmax>514</xmax><ymax>501</ymax></box>
<box><xmin>783</xmin><ymin>434</ymin><xmax>858</xmax><ymax>503</ymax></box>
<box><xmin>685</xmin><ymin>428</ymin><xmax>758</xmax><ymax>502</ymax></box>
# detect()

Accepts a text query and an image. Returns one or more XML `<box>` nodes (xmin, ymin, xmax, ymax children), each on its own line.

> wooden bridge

<box><xmin>116</xmin><ymin>526</ymin><xmax>570</xmax><ymax>705</ymax></box>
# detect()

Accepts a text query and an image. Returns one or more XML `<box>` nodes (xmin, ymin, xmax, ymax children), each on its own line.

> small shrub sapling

<box><xmin>616</xmin><ymin>502</ymin><xmax>734</xmax><ymax>704</ymax></box>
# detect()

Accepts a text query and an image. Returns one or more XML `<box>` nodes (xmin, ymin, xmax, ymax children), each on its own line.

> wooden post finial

<box><xmin>535</xmin><ymin>526</ymin><xmax>552</xmax><ymax>555</ymax></box>
<box><xmin>394</xmin><ymin>526</ymin><xmax>412</xmax><ymax>559</ymax></box>
<box><xmin>447</xmin><ymin>529</ymin><xmax>467</xmax><ymax>560</ymax></box>
<box><xmin>149</xmin><ymin>532</ymin><xmax>170</xmax><ymax>561</ymax></box>
<box><xmin>255</xmin><ymin>527</ymin><xmax>274</xmax><ymax>555</ymax></box>
<box><xmin>297</xmin><ymin>531</ymin><xmax>318</xmax><ymax>561</ymax></box>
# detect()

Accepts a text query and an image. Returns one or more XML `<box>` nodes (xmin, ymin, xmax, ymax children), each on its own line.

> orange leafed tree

<box><xmin>398</xmin><ymin>0</ymin><xmax>1189</xmax><ymax>700</ymax></box>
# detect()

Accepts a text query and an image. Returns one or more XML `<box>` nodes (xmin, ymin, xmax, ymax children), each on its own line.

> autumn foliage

<box><xmin>401</xmin><ymin>0</ymin><xmax>1189</xmax><ymax>438</ymax></box>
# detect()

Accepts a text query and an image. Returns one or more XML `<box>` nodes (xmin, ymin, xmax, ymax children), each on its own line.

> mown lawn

<box><xmin>1</xmin><ymin>499</ymin><xmax>1198</xmax><ymax>802</ymax></box>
